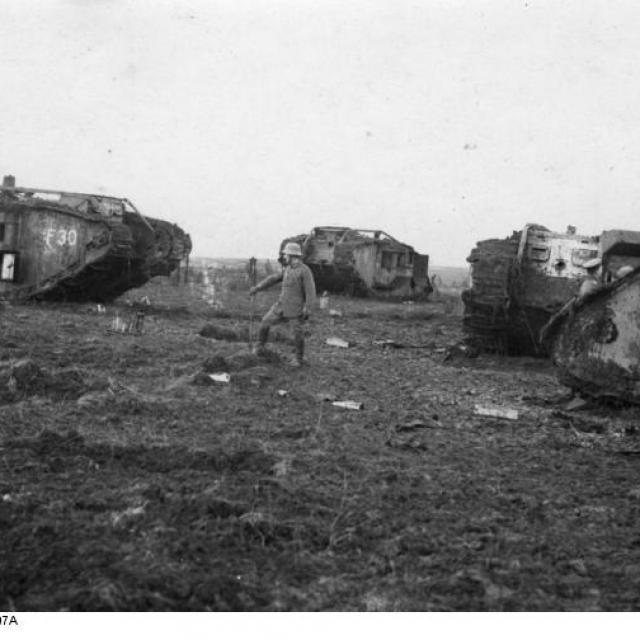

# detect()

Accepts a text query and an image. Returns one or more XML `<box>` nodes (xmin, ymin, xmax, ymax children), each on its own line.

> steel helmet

<box><xmin>283</xmin><ymin>242</ymin><xmax>302</xmax><ymax>256</ymax></box>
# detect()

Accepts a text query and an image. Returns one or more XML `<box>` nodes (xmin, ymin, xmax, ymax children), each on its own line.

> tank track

<box><xmin>461</xmin><ymin>235</ymin><xmax>520</xmax><ymax>353</ymax></box>
<box><xmin>146</xmin><ymin>217</ymin><xmax>192</xmax><ymax>277</ymax></box>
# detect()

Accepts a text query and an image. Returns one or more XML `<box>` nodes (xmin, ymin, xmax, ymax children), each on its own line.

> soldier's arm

<box><xmin>252</xmin><ymin>272</ymin><xmax>283</xmax><ymax>294</ymax></box>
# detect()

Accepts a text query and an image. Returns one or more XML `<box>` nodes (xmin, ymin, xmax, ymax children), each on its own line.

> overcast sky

<box><xmin>1</xmin><ymin>0</ymin><xmax>640</xmax><ymax>266</ymax></box>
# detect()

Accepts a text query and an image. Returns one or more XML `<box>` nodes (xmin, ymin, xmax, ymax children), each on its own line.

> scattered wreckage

<box><xmin>462</xmin><ymin>224</ymin><xmax>640</xmax><ymax>356</ymax></box>
<box><xmin>280</xmin><ymin>226</ymin><xmax>432</xmax><ymax>299</ymax></box>
<box><xmin>0</xmin><ymin>175</ymin><xmax>191</xmax><ymax>302</ymax></box>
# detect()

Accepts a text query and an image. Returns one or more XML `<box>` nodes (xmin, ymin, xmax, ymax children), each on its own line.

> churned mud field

<box><xmin>2</xmin><ymin>278</ymin><xmax>640</xmax><ymax>611</ymax></box>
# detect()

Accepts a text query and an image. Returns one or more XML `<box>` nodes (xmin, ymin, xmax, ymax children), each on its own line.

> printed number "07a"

<box><xmin>45</xmin><ymin>228</ymin><xmax>78</xmax><ymax>248</ymax></box>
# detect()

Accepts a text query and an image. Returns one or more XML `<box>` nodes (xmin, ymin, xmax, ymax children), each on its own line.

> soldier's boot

<box><xmin>292</xmin><ymin>335</ymin><xmax>306</xmax><ymax>367</ymax></box>
<box><xmin>254</xmin><ymin>325</ymin><xmax>270</xmax><ymax>356</ymax></box>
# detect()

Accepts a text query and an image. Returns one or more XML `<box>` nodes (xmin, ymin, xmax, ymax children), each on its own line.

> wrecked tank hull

<box><xmin>281</xmin><ymin>226</ymin><xmax>432</xmax><ymax>299</ymax></box>
<box><xmin>543</xmin><ymin>269</ymin><xmax>640</xmax><ymax>403</ymax></box>
<box><xmin>463</xmin><ymin>225</ymin><xmax>640</xmax><ymax>356</ymax></box>
<box><xmin>462</xmin><ymin>225</ymin><xmax>600</xmax><ymax>355</ymax></box>
<box><xmin>0</xmin><ymin>177</ymin><xmax>191</xmax><ymax>302</ymax></box>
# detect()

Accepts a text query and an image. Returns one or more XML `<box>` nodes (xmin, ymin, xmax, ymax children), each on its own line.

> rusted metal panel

<box><xmin>352</xmin><ymin>245</ymin><xmax>376</xmax><ymax>288</ymax></box>
<box><xmin>22</xmin><ymin>210</ymin><xmax>86</xmax><ymax>282</ymax></box>
<box><xmin>519</xmin><ymin>225</ymin><xmax>599</xmax><ymax>279</ymax></box>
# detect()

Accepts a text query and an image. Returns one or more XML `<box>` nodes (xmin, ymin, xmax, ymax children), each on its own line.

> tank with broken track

<box><xmin>280</xmin><ymin>226</ymin><xmax>432</xmax><ymax>299</ymax></box>
<box><xmin>462</xmin><ymin>224</ymin><xmax>640</xmax><ymax>356</ymax></box>
<box><xmin>0</xmin><ymin>175</ymin><xmax>191</xmax><ymax>302</ymax></box>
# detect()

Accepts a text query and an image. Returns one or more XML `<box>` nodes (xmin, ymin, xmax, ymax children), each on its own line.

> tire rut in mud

<box><xmin>3</xmin><ymin>429</ymin><xmax>278</xmax><ymax>474</ymax></box>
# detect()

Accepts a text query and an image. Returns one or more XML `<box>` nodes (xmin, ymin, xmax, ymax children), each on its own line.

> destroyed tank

<box><xmin>462</xmin><ymin>224</ymin><xmax>640</xmax><ymax>356</ymax></box>
<box><xmin>541</xmin><ymin>266</ymin><xmax>640</xmax><ymax>403</ymax></box>
<box><xmin>0</xmin><ymin>175</ymin><xmax>191</xmax><ymax>302</ymax></box>
<box><xmin>280</xmin><ymin>226</ymin><xmax>432</xmax><ymax>299</ymax></box>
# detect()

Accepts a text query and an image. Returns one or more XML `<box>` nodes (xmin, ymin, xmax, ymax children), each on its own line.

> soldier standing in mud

<box><xmin>249</xmin><ymin>242</ymin><xmax>316</xmax><ymax>367</ymax></box>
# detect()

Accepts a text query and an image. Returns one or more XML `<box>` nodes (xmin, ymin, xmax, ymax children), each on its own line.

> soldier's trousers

<box><xmin>257</xmin><ymin>308</ymin><xmax>306</xmax><ymax>361</ymax></box>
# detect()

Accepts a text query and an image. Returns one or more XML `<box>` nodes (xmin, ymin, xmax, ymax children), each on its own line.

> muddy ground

<box><xmin>2</xmin><ymin>277</ymin><xmax>640</xmax><ymax>611</ymax></box>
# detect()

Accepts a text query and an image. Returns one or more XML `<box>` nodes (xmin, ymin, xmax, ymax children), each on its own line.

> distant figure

<box><xmin>249</xmin><ymin>242</ymin><xmax>316</xmax><ymax>367</ymax></box>
<box><xmin>247</xmin><ymin>256</ymin><xmax>257</xmax><ymax>287</ymax></box>
<box><xmin>566</xmin><ymin>225</ymin><xmax>577</xmax><ymax>235</ymax></box>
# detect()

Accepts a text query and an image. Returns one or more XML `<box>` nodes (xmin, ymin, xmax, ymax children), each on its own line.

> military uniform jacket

<box><xmin>255</xmin><ymin>262</ymin><xmax>316</xmax><ymax>318</ymax></box>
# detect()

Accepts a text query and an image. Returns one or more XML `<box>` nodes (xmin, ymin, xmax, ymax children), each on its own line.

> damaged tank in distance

<box><xmin>281</xmin><ymin>226</ymin><xmax>432</xmax><ymax>299</ymax></box>
<box><xmin>0</xmin><ymin>175</ymin><xmax>191</xmax><ymax>302</ymax></box>
<box><xmin>462</xmin><ymin>224</ymin><xmax>640</xmax><ymax>356</ymax></box>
